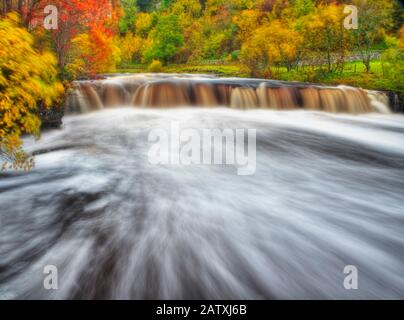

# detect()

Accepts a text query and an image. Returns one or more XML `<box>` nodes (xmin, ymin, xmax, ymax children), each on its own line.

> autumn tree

<box><xmin>118</xmin><ymin>32</ymin><xmax>145</xmax><ymax>64</ymax></box>
<box><xmin>17</xmin><ymin>0</ymin><xmax>121</xmax><ymax>78</ymax></box>
<box><xmin>233</xmin><ymin>9</ymin><xmax>261</xmax><ymax>43</ymax></box>
<box><xmin>0</xmin><ymin>13</ymin><xmax>63</xmax><ymax>169</ymax></box>
<box><xmin>299</xmin><ymin>3</ymin><xmax>348</xmax><ymax>73</ymax></box>
<box><xmin>66</xmin><ymin>28</ymin><xmax>121</xmax><ymax>78</ymax></box>
<box><xmin>135</xmin><ymin>12</ymin><xmax>155</xmax><ymax>38</ymax></box>
<box><xmin>170</xmin><ymin>0</ymin><xmax>202</xmax><ymax>26</ymax></box>
<box><xmin>240</xmin><ymin>18</ymin><xmax>303</xmax><ymax>76</ymax></box>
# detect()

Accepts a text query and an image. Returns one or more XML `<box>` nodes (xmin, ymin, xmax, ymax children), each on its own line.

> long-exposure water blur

<box><xmin>1</xmin><ymin>74</ymin><xmax>404</xmax><ymax>299</ymax></box>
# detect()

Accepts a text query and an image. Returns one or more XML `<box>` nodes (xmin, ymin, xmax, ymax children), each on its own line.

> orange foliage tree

<box><xmin>20</xmin><ymin>0</ymin><xmax>121</xmax><ymax>77</ymax></box>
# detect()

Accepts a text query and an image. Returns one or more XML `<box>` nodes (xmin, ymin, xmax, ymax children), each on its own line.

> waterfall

<box><xmin>366</xmin><ymin>90</ymin><xmax>392</xmax><ymax>114</ymax></box>
<box><xmin>193</xmin><ymin>83</ymin><xmax>220</xmax><ymax>106</ymax></box>
<box><xmin>2</xmin><ymin>73</ymin><xmax>403</xmax><ymax>299</ymax></box>
<box><xmin>230</xmin><ymin>87</ymin><xmax>259</xmax><ymax>109</ymax></box>
<box><xmin>257</xmin><ymin>85</ymin><xmax>300</xmax><ymax>110</ymax></box>
<box><xmin>64</xmin><ymin>74</ymin><xmax>392</xmax><ymax>114</ymax></box>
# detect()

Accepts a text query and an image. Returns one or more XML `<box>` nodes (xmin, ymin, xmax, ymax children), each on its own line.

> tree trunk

<box><xmin>364</xmin><ymin>57</ymin><xmax>371</xmax><ymax>73</ymax></box>
<box><xmin>362</xmin><ymin>52</ymin><xmax>371</xmax><ymax>73</ymax></box>
<box><xmin>2</xmin><ymin>0</ymin><xmax>7</xmax><ymax>14</ymax></box>
<box><xmin>327</xmin><ymin>51</ymin><xmax>331</xmax><ymax>73</ymax></box>
<box><xmin>6</xmin><ymin>0</ymin><xmax>11</xmax><ymax>12</ymax></box>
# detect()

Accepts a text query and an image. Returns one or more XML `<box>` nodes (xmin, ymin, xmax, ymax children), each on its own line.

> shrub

<box><xmin>147</xmin><ymin>60</ymin><xmax>164</xmax><ymax>73</ymax></box>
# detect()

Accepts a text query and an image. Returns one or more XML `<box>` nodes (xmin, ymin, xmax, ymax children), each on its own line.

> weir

<box><xmin>64</xmin><ymin>74</ymin><xmax>392</xmax><ymax>114</ymax></box>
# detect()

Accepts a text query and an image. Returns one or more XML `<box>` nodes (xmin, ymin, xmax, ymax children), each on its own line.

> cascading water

<box><xmin>1</xmin><ymin>74</ymin><xmax>404</xmax><ymax>300</ymax></box>
<box><xmin>63</xmin><ymin>74</ymin><xmax>390</xmax><ymax>114</ymax></box>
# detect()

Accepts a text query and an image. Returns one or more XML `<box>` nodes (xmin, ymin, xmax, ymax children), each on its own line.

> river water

<box><xmin>1</xmin><ymin>75</ymin><xmax>404</xmax><ymax>299</ymax></box>
<box><xmin>0</xmin><ymin>75</ymin><xmax>404</xmax><ymax>299</ymax></box>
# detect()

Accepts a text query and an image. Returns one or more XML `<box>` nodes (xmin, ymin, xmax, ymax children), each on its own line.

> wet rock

<box><xmin>386</xmin><ymin>91</ymin><xmax>404</xmax><ymax>114</ymax></box>
<box><xmin>37</xmin><ymin>105</ymin><xmax>64</xmax><ymax>129</ymax></box>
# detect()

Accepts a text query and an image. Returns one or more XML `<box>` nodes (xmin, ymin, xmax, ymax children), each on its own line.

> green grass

<box><xmin>116</xmin><ymin>60</ymin><xmax>403</xmax><ymax>93</ymax></box>
<box><xmin>164</xmin><ymin>64</ymin><xmax>251</xmax><ymax>77</ymax></box>
<box><xmin>116</xmin><ymin>63</ymin><xmax>147</xmax><ymax>74</ymax></box>
<box><xmin>276</xmin><ymin>61</ymin><xmax>403</xmax><ymax>93</ymax></box>
<box><xmin>117</xmin><ymin>62</ymin><xmax>250</xmax><ymax>78</ymax></box>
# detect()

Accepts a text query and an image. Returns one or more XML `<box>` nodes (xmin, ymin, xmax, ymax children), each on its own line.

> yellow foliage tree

<box><xmin>240</xmin><ymin>19</ymin><xmax>303</xmax><ymax>76</ymax></box>
<box><xmin>0</xmin><ymin>13</ymin><xmax>64</xmax><ymax>170</ymax></box>
<box><xmin>118</xmin><ymin>32</ymin><xmax>145</xmax><ymax>64</ymax></box>
<box><xmin>183</xmin><ymin>20</ymin><xmax>204</xmax><ymax>62</ymax></box>
<box><xmin>233</xmin><ymin>9</ymin><xmax>261</xmax><ymax>43</ymax></box>
<box><xmin>135</xmin><ymin>12</ymin><xmax>154</xmax><ymax>38</ymax></box>
<box><xmin>399</xmin><ymin>25</ymin><xmax>404</xmax><ymax>50</ymax></box>
<box><xmin>299</xmin><ymin>4</ymin><xmax>348</xmax><ymax>72</ymax></box>
<box><xmin>171</xmin><ymin>0</ymin><xmax>202</xmax><ymax>29</ymax></box>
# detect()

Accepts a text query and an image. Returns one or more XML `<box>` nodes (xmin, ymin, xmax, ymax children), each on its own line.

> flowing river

<box><xmin>0</xmin><ymin>74</ymin><xmax>404</xmax><ymax>299</ymax></box>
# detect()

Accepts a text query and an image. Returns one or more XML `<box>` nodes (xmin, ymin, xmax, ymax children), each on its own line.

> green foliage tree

<box><xmin>381</xmin><ymin>36</ymin><xmax>404</xmax><ymax>83</ymax></box>
<box><xmin>119</xmin><ymin>0</ymin><xmax>139</xmax><ymax>34</ymax></box>
<box><xmin>112</xmin><ymin>0</ymin><xmax>402</xmax><ymax>91</ymax></box>
<box><xmin>293</xmin><ymin>0</ymin><xmax>315</xmax><ymax>17</ymax></box>
<box><xmin>143</xmin><ymin>14</ymin><xmax>184</xmax><ymax>63</ymax></box>
<box><xmin>351</xmin><ymin>0</ymin><xmax>394</xmax><ymax>73</ymax></box>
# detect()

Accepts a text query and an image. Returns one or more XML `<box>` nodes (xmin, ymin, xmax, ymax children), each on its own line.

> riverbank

<box><xmin>117</xmin><ymin>61</ymin><xmax>404</xmax><ymax>94</ymax></box>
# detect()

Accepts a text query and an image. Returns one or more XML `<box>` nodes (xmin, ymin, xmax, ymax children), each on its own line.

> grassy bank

<box><xmin>117</xmin><ymin>60</ymin><xmax>403</xmax><ymax>93</ymax></box>
<box><xmin>117</xmin><ymin>63</ymin><xmax>251</xmax><ymax>78</ymax></box>
<box><xmin>275</xmin><ymin>61</ymin><xmax>403</xmax><ymax>94</ymax></box>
